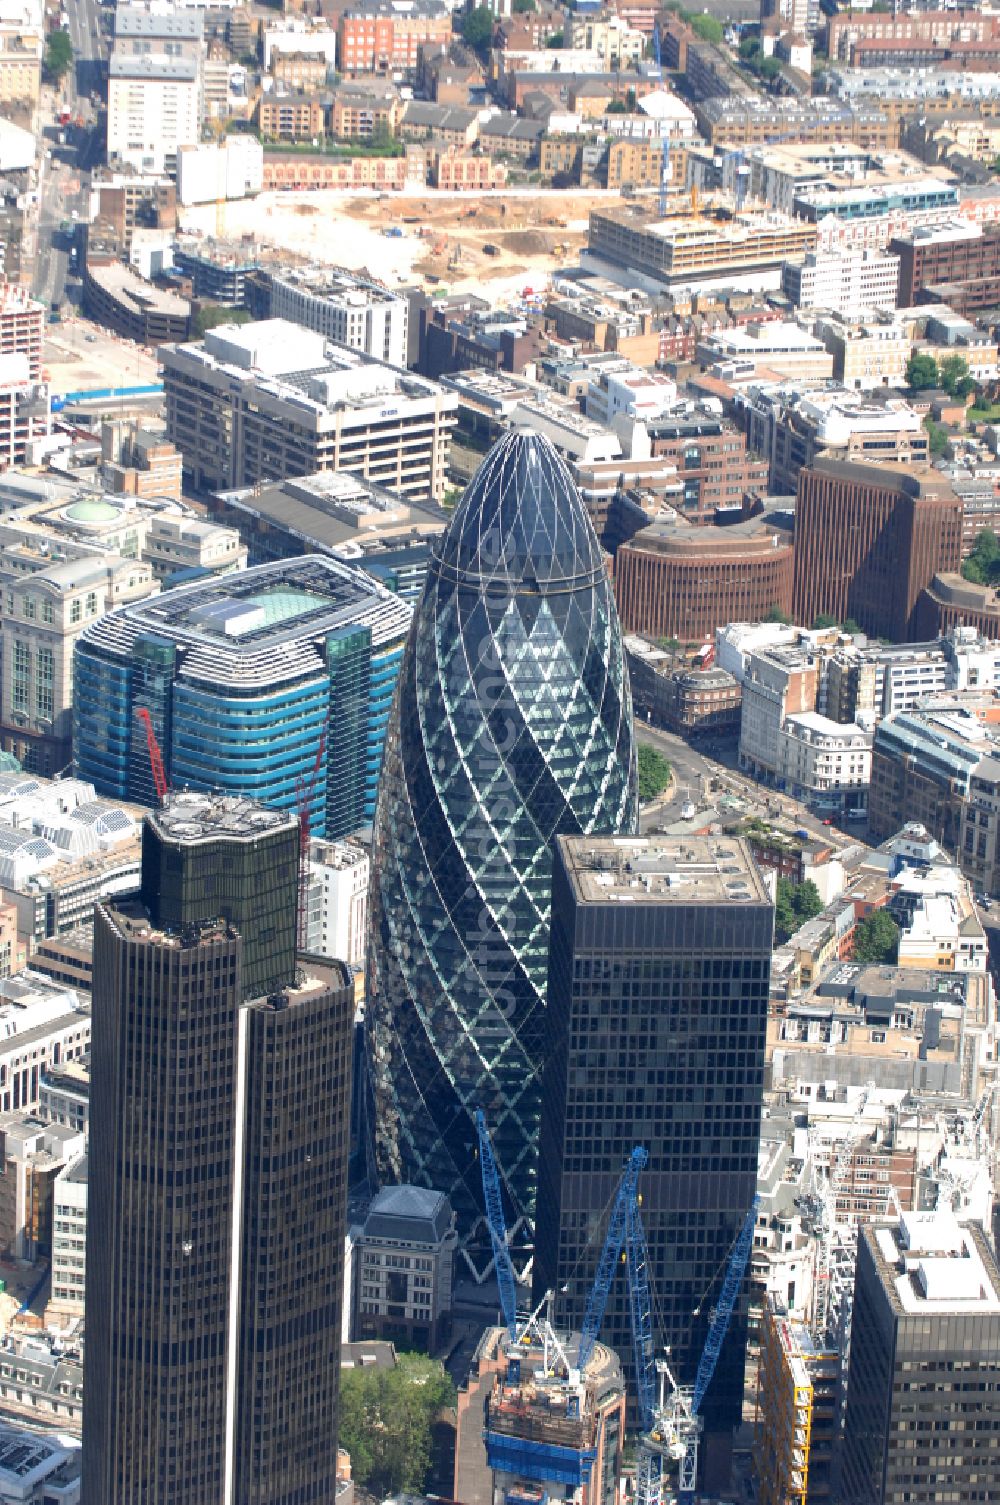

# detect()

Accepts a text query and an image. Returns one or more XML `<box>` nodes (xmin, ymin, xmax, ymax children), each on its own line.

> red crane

<box><xmin>135</xmin><ymin>707</ymin><xmax>169</xmax><ymax>803</ymax></box>
<box><xmin>296</xmin><ymin>725</ymin><xmax>327</xmax><ymax>952</ymax></box>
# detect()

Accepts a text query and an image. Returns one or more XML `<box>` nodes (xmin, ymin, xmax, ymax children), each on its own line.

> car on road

<box><xmin>681</xmin><ymin>802</ymin><xmax>696</xmax><ymax>820</ymax></box>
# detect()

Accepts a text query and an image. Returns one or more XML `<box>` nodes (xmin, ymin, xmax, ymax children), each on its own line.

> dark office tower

<box><xmin>83</xmin><ymin>792</ymin><xmax>353</xmax><ymax>1505</ymax></box>
<box><xmin>792</xmin><ymin>458</ymin><xmax>963</xmax><ymax>643</ymax></box>
<box><xmin>367</xmin><ymin>429</ymin><xmax>637</xmax><ymax>1236</ymax></box>
<box><xmin>840</xmin><ymin>1212</ymin><xmax>1000</xmax><ymax>1505</ymax></box>
<box><xmin>534</xmin><ymin>835</ymin><xmax>772</xmax><ymax>1474</ymax></box>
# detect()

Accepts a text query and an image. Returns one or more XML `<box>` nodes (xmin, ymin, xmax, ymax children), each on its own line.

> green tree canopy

<box><xmin>44</xmin><ymin>29</ymin><xmax>73</xmax><ymax>81</ymax></box>
<box><xmin>938</xmin><ymin>353</ymin><xmax>975</xmax><ymax>399</ymax></box>
<box><xmin>191</xmin><ymin>305</ymin><xmax>252</xmax><ymax>338</ymax></box>
<box><xmin>906</xmin><ymin>351</ymin><xmax>939</xmax><ymax>392</ymax></box>
<box><xmin>766</xmin><ymin>605</ymin><xmax>791</xmax><ymax>624</ymax></box>
<box><xmin>852</xmin><ymin>908</ymin><xmax>899</xmax><ymax>965</ymax></box>
<box><xmin>339</xmin><ymin>1354</ymin><xmax>455</xmax><ymax>1498</ymax></box>
<box><xmin>758</xmin><ymin>53</ymin><xmax>782</xmax><ymax>78</ymax></box>
<box><xmin>688</xmin><ymin>12</ymin><xmax>723</xmax><ymax>43</ymax></box>
<box><xmin>638</xmin><ymin>743</ymin><xmax>672</xmax><ymax>802</ymax></box>
<box><xmin>842</xmin><ymin>618</ymin><xmax>862</xmax><ymax>636</ymax></box>
<box><xmin>460</xmin><ymin>5</ymin><xmax>494</xmax><ymax>55</ymax></box>
<box><xmin>924</xmin><ymin>415</ymin><xmax>950</xmax><ymax>457</ymax></box>
<box><xmin>512</xmin><ymin>0</ymin><xmax>536</xmax><ymax>10</ymax></box>
<box><xmin>812</xmin><ymin>613</ymin><xmax>839</xmax><ymax>629</ymax></box>
<box><xmin>775</xmin><ymin>878</ymin><xmax>824</xmax><ymax>943</ymax></box>
<box><xmin>961</xmin><ymin>528</ymin><xmax>1000</xmax><ymax>586</ymax></box>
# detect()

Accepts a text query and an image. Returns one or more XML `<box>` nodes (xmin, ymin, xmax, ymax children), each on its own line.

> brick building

<box><xmin>337</xmin><ymin>4</ymin><xmax>453</xmax><ymax>77</ymax></box>
<box><xmin>257</xmin><ymin>93</ymin><xmax>327</xmax><ymax>141</ymax></box>
<box><xmin>614</xmin><ymin>516</ymin><xmax>795</xmax><ymax>642</ymax></box>
<box><xmin>792</xmin><ymin>459</ymin><xmax>963</xmax><ymax>642</ymax></box>
<box><xmin>646</xmin><ymin>409</ymin><xmax>769</xmax><ymax>526</ymax></box>
<box><xmin>892</xmin><ymin>221</ymin><xmax>1000</xmax><ymax>310</ymax></box>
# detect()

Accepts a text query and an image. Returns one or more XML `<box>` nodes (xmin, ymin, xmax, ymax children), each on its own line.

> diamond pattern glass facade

<box><xmin>367</xmin><ymin>431</ymin><xmax>638</xmax><ymax>1234</ymax></box>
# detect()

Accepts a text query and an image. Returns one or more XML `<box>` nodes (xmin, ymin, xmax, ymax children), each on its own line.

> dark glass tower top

<box><xmin>438</xmin><ymin>429</ymin><xmax>607</xmax><ymax>589</ymax></box>
<box><xmin>140</xmin><ymin>791</ymin><xmax>300</xmax><ymax>999</ymax></box>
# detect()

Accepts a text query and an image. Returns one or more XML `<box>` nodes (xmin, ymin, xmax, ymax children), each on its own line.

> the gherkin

<box><xmin>366</xmin><ymin>430</ymin><xmax>638</xmax><ymax>1236</ymax></box>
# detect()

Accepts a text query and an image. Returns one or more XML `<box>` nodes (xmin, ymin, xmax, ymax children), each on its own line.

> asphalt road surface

<box><xmin>32</xmin><ymin>0</ymin><xmax>103</xmax><ymax>306</ymax></box>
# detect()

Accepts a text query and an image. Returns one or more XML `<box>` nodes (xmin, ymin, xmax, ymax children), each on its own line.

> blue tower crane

<box><xmin>475</xmin><ymin>1108</ymin><xmax>518</xmax><ymax>1343</ymax></box>
<box><xmin>622</xmin><ymin>1192</ymin><xmax>761</xmax><ymax>1504</ymax></box>
<box><xmin>577</xmin><ymin>1146</ymin><xmax>648</xmax><ymax>1374</ymax></box>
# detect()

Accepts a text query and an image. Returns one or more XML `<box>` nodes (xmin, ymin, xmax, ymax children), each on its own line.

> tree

<box><xmin>44</xmin><ymin>28</ymin><xmax>73</xmax><ymax>82</ymax></box>
<box><xmin>688</xmin><ymin>12</ymin><xmax>723</xmax><ymax>43</ymax></box>
<box><xmin>906</xmin><ymin>351</ymin><xmax>939</xmax><ymax>392</ymax></box>
<box><xmin>813</xmin><ymin>613</ymin><xmax>838</xmax><ymax>629</ymax></box>
<box><xmin>637</xmin><ymin>742</ymin><xmax>672</xmax><ymax>802</ymax></box>
<box><xmin>961</xmin><ymin>528</ymin><xmax>1000</xmax><ymax>586</ymax></box>
<box><xmin>924</xmin><ymin>416</ymin><xmax>950</xmax><ymax>457</ymax></box>
<box><xmin>765</xmin><ymin>605</ymin><xmax>791</xmax><ymax>624</ymax></box>
<box><xmin>939</xmin><ymin>353</ymin><xmax>974</xmax><ymax>399</ymax></box>
<box><xmin>338</xmin><ymin>1354</ymin><xmax>455</xmax><ymax>1498</ymax></box>
<box><xmin>512</xmin><ymin>0</ymin><xmax>536</xmax><ymax>10</ymax></box>
<box><xmin>191</xmin><ymin>305</ymin><xmax>252</xmax><ymax>338</ymax></box>
<box><xmin>460</xmin><ymin>5</ymin><xmax>494</xmax><ymax>56</ymax></box>
<box><xmin>842</xmin><ymin>617</ymin><xmax>862</xmax><ymax>636</ymax></box>
<box><xmin>739</xmin><ymin>36</ymin><xmax>761</xmax><ymax>59</ymax></box>
<box><xmin>758</xmin><ymin>53</ymin><xmax>782</xmax><ymax>79</ymax></box>
<box><xmin>852</xmin><ymin>908</ymin><xmax>899</xmax><ymax>964</ymax></box>
<box><xmin>774</xmin><ymin>877</ymin><xmax>824</xmax><ymax>943</ymax></box>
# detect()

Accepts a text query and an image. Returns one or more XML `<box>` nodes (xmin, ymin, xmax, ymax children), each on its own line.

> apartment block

<box><xmin>0</xmin><ymin>0</ymin><xmax>42</xmax><ymax>107</ymax></box>
<box><xmin>828</xmin><ymin>7</ymin><xmax>1000</xmax><ymax>65</ymax></box>
<box><xmin>337</xmin><ymin>2</ymin><xmax>452</xmax><ymax>77</ymax></box>
<box><xmin>0</xmin><ymin>283</ymin><xmax>42</xmax><ymax>376</ymax></box>
<box><xmin>161</xmin><ymin>319</ymin><xmax>455</xmax><ymax>499</ymax></box>
<box><xmin>0</xmin><ymin>354</ymin><xmax>48</xmax><ymax>470</ymax></box>
<box><xmin>106</xmin><ymin>56</ymin><xmax>201</xmax><ymax>177</ymax></box>
<box><xmin>257</xmin><ymin>92</ymin><xmax>327</xmax><ymax>142</ymax></box>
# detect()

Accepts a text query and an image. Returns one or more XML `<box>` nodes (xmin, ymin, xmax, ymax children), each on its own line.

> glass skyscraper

<box><xmin>72</xmin><ymin>557</ymin><xmax>412</xmax><ymax>838</ymax></box>
<box><xmin>367</xmin><ymin>430</ymin><xmax>638</xmax><ymax>1237</ymax></box>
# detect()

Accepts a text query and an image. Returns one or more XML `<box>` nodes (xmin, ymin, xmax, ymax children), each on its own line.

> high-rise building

<box><xmin>83</xmin><ymin>791</ymin><xmax>354</xmax><ymax>1505</ymax></box>
<box><xmin>159</xmin><ymin>320</ymin><xmax>456</xmax><ymax>501</ymax></box>
<box><xmin>73</xmin><ymin>556</ymin><xmax>412</xmax><ymax>837</ymax></box>
<box><xmin>792</xmin><ymin>459</ymin><xmax>963</xmax><ymax>642</ymax></box>
<box><xmin>534</xmin><ymin>834</ymin><xmax>772</xmax><ymax>1459</ymax></box>
<box><xmin>367</xmin><ymin>429</ymin><xmax>637</xmax><ymax>1237</ymax></box>
<box><xmin>839</xmin><ymin>1211</ymin><xmax>1000</xmax><ymax>1505</ymax></box>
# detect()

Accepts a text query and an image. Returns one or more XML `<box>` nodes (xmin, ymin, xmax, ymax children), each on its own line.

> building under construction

<box><xmin>454</xmin><ymin>1325</ymin><xmax>625</xmax><ymax>1505</ymax></box>
<box><xmin>753</xmin><ymin>1298</ymin><xmax>839</xmax><ymax>1505</ymax></box>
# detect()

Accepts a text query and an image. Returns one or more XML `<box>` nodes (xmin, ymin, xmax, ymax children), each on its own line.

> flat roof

<box><xmin>557</xmin><ymin>834</ymin><xmax>770</xmax><ymax>907</ymax></box>
<box><xmin>150</xmin><ymin>792</ymin><xmax>297</xmax><ymax>847</ymax></box>
<box><xmin>86</xmin><ymin>260</ymin><xmax>190</xmax><ymax>317</ymax></box>
<box><xmin>77</xmin><ymin>555</ymin><xmax>413</xmax><ymax>687</ymax></box>
<box><xmin>216</xmin><ymin>472</ymin><xmax>446</xmax><ymax>555</ymax></box>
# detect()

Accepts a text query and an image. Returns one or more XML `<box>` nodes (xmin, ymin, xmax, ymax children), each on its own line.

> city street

<box><xmin>636</xmin><ymin>722</ymin><xmax>867</xmax><ymax>847</ymax></box>
<box><xmin>31</xmin><ymin>0</ymin><xmax>103</xmax><ymax>306</ymax></box>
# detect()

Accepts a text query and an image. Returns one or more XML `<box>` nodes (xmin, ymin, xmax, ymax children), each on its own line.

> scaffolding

<box><xmin>754</xmin><ymin>1298</ymin><xmax>839</xmax><ymax>1505</ymax></box>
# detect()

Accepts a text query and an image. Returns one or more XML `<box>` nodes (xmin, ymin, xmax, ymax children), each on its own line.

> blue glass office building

<box><xmin>73</xmin><ymin>557</ymin><xmax>412</xmax><ymax>838</ymax></box>
<box><xmin>367</xmin><ymin>430</ymin><xmax>638</xmax><ymax>1236</ymax></box>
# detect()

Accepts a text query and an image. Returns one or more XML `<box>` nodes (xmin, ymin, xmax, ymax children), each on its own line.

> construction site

<box><xmin>178</xmin><ymin>188</ymin><xmax>622</xmax><ymax>307</ymax></box>
<box><xmin>453</xmin><ymin>1118</ymin><xmax>759</xmax><ymax>1505</ymax></box>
